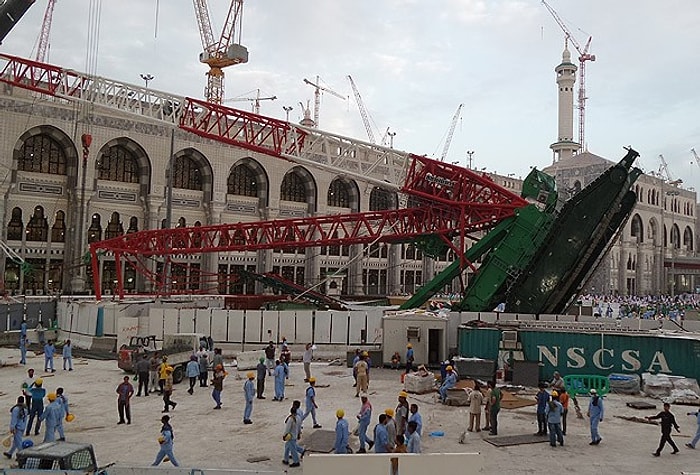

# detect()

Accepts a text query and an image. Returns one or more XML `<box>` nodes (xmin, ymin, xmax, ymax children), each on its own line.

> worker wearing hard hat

<box><xmin>438</xmin><ymin>365</ymin><xmax>457</xmax><ymax>404</ymax></box>
<box><xmin>384</xmin><ymin>408</ymin><xmax>397</xmax><ymax>451</ymax></box>
<box><xmin>243</xmin><ymin>371</ymin><xmax>255</xmax><ymax>424</ymax></box>
<box><xmin>39</xmin><ymin>392</ymin><xmax>63</xmax><ymax>443</ymax></box>
<box><xmin>25</xmin><ymin>377</ymin><xmax>45</xmax><ymax>437</ymax></box>
<box><xmin>4</xmin><ymin>396</ymin><xmax>27</xmax><ymax>460</ymax></box>
<box><xmin>302</xmin><ymin>377</ymin><xmax>321</xmax><ymax>429</ymax></box>
<box><xmin>545</xmin><ymin>390</ymin><xmax>564</xmax><ymax>447</ymax></box>
<box><xmin>334</xmin><ymin>409</ymin><xmax>349</xmax><ymax>454</ymax></box>
<box><xmin>55</xmin><ymin>387</ymin><xmax>69</xmax><ymax>441</ymax></box>
<box><xmin>395</xmin><ymin>391</ymin><xmax>409</xmax><ymax>436</ymax></box>
<box><xmin>162</xmin><ymin>367</ymin><xmax>177</xmax><ymax>413</ymax></box>
<box><xmin>405</xmin><ymin>343</ymin><xmax>415</xmax><ymax>374</ymax></box>
<box><xmin>354</xmin><ymin>353</ymin><xmax>369</xmax><ymax>397</ymax></box>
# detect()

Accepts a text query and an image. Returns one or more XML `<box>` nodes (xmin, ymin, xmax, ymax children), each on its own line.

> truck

<box><xmin>15</xmin><ymin>441</ymin><xmax>99</xmax><ymax>472</ymax></box>
<box><xmin>117</xmin><ymin>333</ymin><xmax>206</xmax><ymax>384</ymax></box>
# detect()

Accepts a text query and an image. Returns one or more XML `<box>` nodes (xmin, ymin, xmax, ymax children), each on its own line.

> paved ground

<box><xmin>0</xmin><ymin>348</ymin><xmax>699</xmax><ymax>474</ymax></box>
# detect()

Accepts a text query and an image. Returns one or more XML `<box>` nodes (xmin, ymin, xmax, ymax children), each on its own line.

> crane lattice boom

<box><xmin>303</xmin><ymin>76</ymin><xmax>345</xmax><ymax>128</ymax></box>
<box><xmin>440</xmin><ymin>103</ymin><xmax>463</xmax><ymax>162</ymax></box>
<box><xmin>35</xmin><ymin>0</ymin><xmax>56</xmax><ymax>63</ymax></box>
<box><xmin>347</xmin><ymin>75</ymin><xmax>377</xmax><ymax>144</ymax></box>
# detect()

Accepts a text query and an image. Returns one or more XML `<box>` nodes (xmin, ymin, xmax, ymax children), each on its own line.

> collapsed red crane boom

<box><xmin>0</xmin><ymin>53</ymin><xmax>528</xmax><ymax>300</ymax></box>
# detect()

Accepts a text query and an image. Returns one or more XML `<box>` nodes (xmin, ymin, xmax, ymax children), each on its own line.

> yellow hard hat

<box><xmin>35</xmin><ymin>378</ymin><xmax>43</xmax><ymax>386</ymax></box>
<box><xmin>336</xmin><ymin>409</ymin><xmax>345</xmax><ymax>418</ymax></box>
<box><xmin>165</xmin><ymin>366</ymin><xmax>173</xmax><ymax>373</ymax></box>
<box><xmin>385</xmin><ymin>408</ymin><xmax>395</xmax><ymax>417</ymax></box>
<box><xmin>551</xmin><ymin>390</ymin><xmax>559</xmax><ymax>397</ymax></box>
<box><xmin>65</xmin><ymin>414</ymin><xmax>75</xmax><ymax>422</ymax></box>
<box><xmin>158</xmin><ymin>436</ymin><xmax>165</xmax><ymax>444</ymax></box>
<box><xmin>398</xmin><ymin>391</ymin><xmax>408</xmax><ymax>398</ymax></box>
<box><xmin>247</xmin><ymin>372</ymin><xmax>255</xmax><ymax>379</ymax></box>
<box><xmin>308</xmin><ymin>377</ymin><xmax>316</xmax><ymax>383</ymax></box>
<box><xmin>361</xmin><ymin>351</ymin><xmax>369</xmax><ymax>357</ymax></box>
<box><xmin>446</xmin><ymin>365</ymin><xmax>453</xmax><ymax>371</ymax></box>
<box><xmin>407</xmin><ymin>343</ymin><xmax>412</xmax><ymax>349</ymax></box>
<box><xmin>47</xmin><ymin>392</ymin><xmax>57</xmax><ymax>401</ymax></box>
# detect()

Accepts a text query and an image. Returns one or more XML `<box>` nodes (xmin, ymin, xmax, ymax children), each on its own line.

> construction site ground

<box><xmin>0</xmin><ymin>348</ymin><xmax>699</xmax><ymax>474</ymax></box>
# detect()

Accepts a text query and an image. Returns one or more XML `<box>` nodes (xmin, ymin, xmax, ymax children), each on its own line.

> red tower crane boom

<box><xmin>192</xmin><ymin>0</ymin><xmax>248</xmax><ymax>104</ymax></box>
<box><xmin>35</xmin><ymin>0</ymin><xmax>56</xmax><ymax>63</ymax></box>
<box><xmin>542</xmin><ymin>0</ymin><xmax>595</xmax><ymax>149</ymax></box>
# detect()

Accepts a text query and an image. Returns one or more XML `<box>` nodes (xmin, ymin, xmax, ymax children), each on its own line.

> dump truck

<box><xmin>117</xmin><ymin>333</ymin><xmax>206</xmax><ymax>384</ymax></box>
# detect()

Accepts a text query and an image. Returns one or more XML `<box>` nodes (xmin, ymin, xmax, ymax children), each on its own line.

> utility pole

<box><xmin>140</xmin><ymin>73</ymin><xmax>154</xmax><ymax>88</ymax></box>
<box><xmin>466</xmin><ymin>150</ymin><xmax>475</xmax><ymax>169</ymax></box>
<box><xmin>283</xmin><ymin>105</ymin><xmax>293</xmax><ymax>122</ymax></box>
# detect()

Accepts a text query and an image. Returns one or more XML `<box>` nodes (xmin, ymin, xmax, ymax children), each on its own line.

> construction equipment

<box><xmin>347</xmin><ymin>75</ymin><xmax>379</xmax><ymax>143</ymax></box>
<box><xmin>542</xmin><ymin>0</ymin><xmax>596</xmax><ymax>148</ymax></box>
<box><xmin>691</xmin><ymin>148</ymin><xmax>700</xmax><ymax>171</ymax></box>
<box><xmin>35</xmin><ymin>0</ymin><xmax>56</xmax><ymax>62</ymax></box>
<box><xmin>193</xmin><ymin>0</ymin><xmax>248</xmax><ymax>104</ymax></box>
<box><xmin>0</xmin><ymin>54</ymin><xmax>640</xmax><ymax>315</ymax></box>
<box><xmin>225</xmin><ymin>89</ymin><xmax>276</xmax><ymax>115</ymax></box>
<box><xmin>439</xmin><ymin>103</ymin><xmax>463</xmax><ymax>162</ymax></box>
<box><xmin>658</xmin><ymin>154</ymin><xmax>682</xmax><ymax>186</ymax></box>
<box><xmin>0</xmin><ymin>0</ymin><xmax>35</xmax><ymax>44</ymax></box>
<box><xmin>303</xmin><ymin>76</ymin><xmax>345</xmax><ymax>128</ymax></box>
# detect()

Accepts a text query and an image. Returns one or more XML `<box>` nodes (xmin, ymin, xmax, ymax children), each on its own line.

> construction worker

<box><xmin>405</xmin><ymin>343</ymin><xmax>414</xmax><ymax>374</ymax></box>
<box><xmin>587</xmin><ymin>388</ymin><xmax>604</xmax><ymax>445</ymax></box>
<box><xmin>559</xmin><ymin>388</ymin><xmax>570</xmax><ymax>435</ymax></box>
<box><xmin>116</xmin><ymin>375</ymin><xmax>134</xmax><ymax>424</ymax></box>
<box><xmin>302</xmin><ymin>377</ymin><xmax>321</xmax><ymax>428</ymax></box>
<box><xmin>334</xmin><ymin>409</ymin><xmax>349</xmax><ymax>454</ymax></box>
<box><xmin>407</xmin><ymin>403</ymin><xmax>422</xmax><ymax>437</ymax></box>
<box><xmin>162</xmin><ymin>366</ymin><xmax>177</xmax><ymax>413</ymax></box>
<box><xmin>25</xmin><ymin>377</ymin><xmax>45</xmax><ymax>436</ymax></box>
<box><xmin>43</xmin><ymin>340</ymin><xmax>56</xmax><ymax>373</ymax></box>
<box><xmin>385</xmin><ymin>408</ymin><xmax>397</xmax><ymax>451</ymax></box>
<box><xmin>356</xmin><ymin>393</ymin><xmax>373</xmax><ymax>453</ymax></box>
<box><xmin>157</xmin><ymin>356</ymin><xmax>169</xmax><ymax>394</ymax></box>
<box><xmin>152</xmin><ymin>415</ymin><xmax>179</xmax><ymax>467</ymax></box>
<box><xmin>135</xmin><ymin>354</ymin><xmax>151</xmax><ymax>396</ymax></box>
<box><xmin>438</xmin><ymin>365</ymin><xmax>457</xmax><ymax>403</ymax></box>
<box><xmin>211</xmin><ymin>364</ymin><xmax>226</xmax><ymax>409</ymax></box>
<box><xmin>3</xmin><ymin>396</ymin><xmax>27</xmax><ymax>460</ymax></box>
<box><xmin>256</xmin><ymin>357</ymin><xmax>267</xmax><ymax>399</ymax></box>
<box><xmin>19</xmin><ymin>334</ymin><xmax>28</xmax><ymax>365</ymax></box>
<box><xmin>488</xmin><ymin>381</ymin><xmax>502</xmax><ymax>436</ymax></box>
<box><xmin>273</xmin><ymin>359</ymin><xmax>286</xmax><ymax>401</ymax></box>
<box><xmin>149</xmin><ymin>352</ymin><xmax>161</xmax><ymax>393</ymax></box>
<box><xmin>282</xmin><ymin>406</ymin><xmax>301</xmax><ymax>467</ymax></box>
<box><xmin>55</xmin><ymin>387</ymin><xmax>69</xmax><ymax>441</ymax></box>
<box><xmin>62</xmin><ymin>339</ymin><xmax>73</xmax><ymax>371</ymax></box>
<box><xmin>647</xmin><ymin>402</ymin><xmax>680</xmax><ymax>456</ymax></box>
<box><xmin>545</xmin><ymin>390</ymin><xmax>564</xmax><ymax>447</ymax></box>
<box><xmin>198</xmin><ymin>353</ymin><xmax>209</xmax><ymax>387</ymax></box>
<box><xmin>39</xmin><ymin>392</ymin><xmax>63</xmax><ymax>443</ymax></box>
<box><xmin>395</xmin><ymin>391</ymin><xmax>409</xmax><ymax>436</ymax></box>
<box><xmin>186</xmin><ymin>355</ymin><xmax>199</xmax><ymax>395</ymax></box>
<box><xmin>373</xmin><ymin>414</ymin><xmax>389</xmax><ymax>453</ymax></box>
<box><xmin>406</xmin><ymin>421</ymin><xmax>421</xmax><ymax>453</ymax></box>
<box><xmin>354</xmin><ymin>353</ymin><xmax>369</xmax><ymax>397</ymax></box>
<box><xmin>21</xmin><ymin>368</ymin><xmax>36</xmax><ymax>412</ymax></box>
<box><xmin>243</xmin><ymin>371</ymin><xmax>255</xmax><ymax>424</ymax></box>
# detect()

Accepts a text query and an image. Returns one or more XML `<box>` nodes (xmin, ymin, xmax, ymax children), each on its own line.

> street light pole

<box><xmin>283</xmin><ymin>106</ymin><xmax>293</xmax><ymax>122</ymax></box>
<box><xmin>140</xmin><ymin>73</ymin><xmax>154</xmax><ymax>88</ymax></box>
<box><xmin>466</xmin><ymin>150</ymin><xmax>475</xmax><ymax>169</ymax></box>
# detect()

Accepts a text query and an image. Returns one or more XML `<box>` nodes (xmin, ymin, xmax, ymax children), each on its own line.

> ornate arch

<box><xmin>328</xmin><ymin>177</ymin><xmax>360</xmax><ymax>212</ymax></box>
<box><xmin>684</xmin><ymin>225</ymin><xmax>694</xmax><ymax>251</ymax></box>
<box><xmin>96</xmin><ymin>137</ymin><xmax>152</xmax><ymax>194</ymax></box>
<box><xmin>13</xmin><ymin>125</ymin><xmax>79</xmax><ymax>187</ymax></box>
<box><xmin>630</xmin><ymin>214</ymin><xmax>643</xmax><ymax>243</ymax></box>
<box><xmin>281</xmin><ymin>166</ymin><xmax>317</xmax><ymax>213</ymax></box>
<box><xmin>648</xmin><ymin>217</ymin><xmax>659</xmax><ymax>246</ymax></box>
<box><xmin>170</xmin><ymin>148</ymin><xmax>213</xmax><ymax>202</ymax></box>
<box><xmin>227</xmin><ymin>157</ymin><xmax>269</xmax><ymax>208</ymax></box>
<box><xmin>369</xmin><ymin>186</ymin><xmax>398</xmax><ymax>211</ymax></box>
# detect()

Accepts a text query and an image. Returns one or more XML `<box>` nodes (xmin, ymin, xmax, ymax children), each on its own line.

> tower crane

<box><xmin>439</xmin><ymin>103</ymin><xmax>463</xmax><ymax>162</ymax></box>
<box><xmin>35</xmin><ymin>0</ymin><xmax>57</xmax><ymax>63</ymax></box>
<box><xmin>542</xmin><ymin>0</ymin><xmax>596</xmax><ymax>149</ymax></box>
<box><xmin>691</xmin><ymin>148</ymin><xmax>700</xmax><ymax>171</ymax></box>
<box><xmin>224</xmin><ymin>89</ymin><xmax>276</xmax><ymax>115</ymax></box>
<box><xmin>303</xmin><ymin>76</ymin><xmax>345</xmax><ymax>128</ymax></box>
<box><xmin>347</xmin><ymin>75</ymin><xmax>379</xmax><ymax>144</ymax></box>
<box><xmin>193</xmin><ymin>0</ymin><xmax>248</xmax><ymax>104</ymax></box>
<box><xmin>659</xmin><ymin>154</ymin><xmax>682</xmax><ymax>186</ymax></box>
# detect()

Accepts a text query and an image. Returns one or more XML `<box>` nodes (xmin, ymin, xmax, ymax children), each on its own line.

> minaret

<box><xmin>550</xmin><ymin>44</ymin><xmax>581</xmax><ymax>162</ymax></box>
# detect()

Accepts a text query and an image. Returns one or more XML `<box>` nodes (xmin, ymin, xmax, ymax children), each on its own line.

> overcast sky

<box><xmin>3</xmin><ymin>0</ymin><xmax>700</xmax><ymax>192</ymax></box>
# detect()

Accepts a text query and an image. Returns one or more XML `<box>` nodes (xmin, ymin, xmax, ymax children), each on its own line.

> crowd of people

<box><xmin>578</xmin><ymin>293</ymin><xmax>700</xmax><ymax>320</ymax></box>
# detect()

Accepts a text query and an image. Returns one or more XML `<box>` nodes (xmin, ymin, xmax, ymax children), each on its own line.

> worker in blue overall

<box><xmin>39</xmin><ymin>393</ymin><xmax>64</xmax><ymax>442</ymax></box>
<box><xmin>302</xmin><ymin>378</ymin><xmax>321</xmax><ymax>428</ymax></box>
<box><xmin>25</xmin><ymin>378</ymin><xmax>45</xmax><ymax>436</ymax></box>
<box><xmin>274</xmin><ymin>360</ymin><xmax>286</xmax><ymax>401</ymax></box>
<box><xmin>438</xmin><ymin>365</ymin><xmax>457</xmax><ymax>403</ymax></box>
<box><xmin>243</xmin><ymin>372</ymin><xmax>255</xmax><ymax>424</ymax></box>
<box><xmin>152</xmin><ymin>415</ymin><xmax>179</xmax><ymax>466</ymax></box>
<box><xmin>3</xmin><ymin>396</ymin><xmax>27</xmax><ymax>460</ymax></box>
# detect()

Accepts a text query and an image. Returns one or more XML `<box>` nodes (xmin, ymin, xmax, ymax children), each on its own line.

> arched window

<box><xmin>26</xmin><ymin>206</ymin><xmax>48</xmax><ymax>242</ymax></box>
<box><xmin>684</xmin><ymin>226</ymin><xmax>694</xmax><ymax>251</ymax></box>
<box><xmin>127</xmin><ymin>217</ymin><xmax>138</xmax><ymax>234</ymax></box>
<box><xmin>572</xmin><ymin>181</ymin><xmax>582</xmax><ymax>194</ymax></box>
<box><xmin>18</xmin><ymin>134</ymin><xmax>67</xmax><ymax>175</ymax></box>
<box><xmin>51</xmin><ymin>210</ymin><xmax>66</xmax><ymax>242</ymax></box>
<box><xmin>7</xmin><ymin>207</ymin><xmax>23</xmax><ymax>241</ymax></box>
<box><xmin>87</xmin><ymin>214</ymin><xmax>102</xmax><ymax>243</ymax></box>
<box><xmin>172</xmin><ymin>155</ymin><xmax>202</xmax><ymax>191</ymax></box>
<box><xmin>630</xmin><ymin>214</ymin><xmax>643</xmax><ymax>243</ymax></box>
<box><xmin>281</xmin><ymin>172</ymin><xmax>307</xmax><ymax>202</ymax></box>
<box><xmin>105</xmin><ymin>212</ymin><xmax>124</xmax><ymax>239</ymax></box>
<box><xmin>98</xmin><ymin>145</ymin><xmax>139</xmax><ymax>183</ymax></box>
<box><xmin>227</xmin><ymin>164</ymin><xmax>258</xmax><ymax>197</ymax></box>
<box><xmin>328</xmin><ymin>179</ymin><xmax>350</xmax><ymax>208</ymax></box>
<box><xmin>177</xmin><ymin>217</ymin><xmax>186</xmax><ymax>228</ymax></box>
<box><xmin>369</xmin><ymin>187</ymin><xmax>395</xmax><ymax>211</ymax></box>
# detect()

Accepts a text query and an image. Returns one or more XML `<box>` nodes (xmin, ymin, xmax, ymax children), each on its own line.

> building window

<box><xmin>18</xmin><ymin>134</ymin><xmax>67</xmax><ymax>175</ymax></box>
<box><xmin>105</xmin><ymin>212</ymin><xmax>124</xmax><ymax>239</ymax></box>
<box><xmin>328</xmin><ymin>179</ymin><xmax>350</xmax><ymax>208</ymax></box>
<box><xmin>127</xmin><ymin>217</ymin><xmax>138</xmax><ymax>234</ymax></box>
<box><xmin>172</xmin><ymin>155</ymin><xmax>202</xmax><ymax>191</ymax></box>
<box><xmin>26</xmin><ymin>206</ymin><xmax>48</xmax><ymax>242</ymax></box>
<box><xmin>7</xmin><ymin>207</ymin><xmax>23</xmax><ymax>241</ymax></box>
<box><xmin>369</xmin><ymin>187</ymin><xmax>395</xmax><ymax>211</ymax></box>
<box><xmin>98</xmin><ymin>145</ymin><xmax>139</xmax><ymax>183</ymax></box>
<box><xmin>51</xmin><ymin>210</ymin><xmax>66</xmax><ymax>242</ymax></box>
<box><xmin>227</xmin><ymin>164</ymin><xmax>258</xmax><ymax>197</ymax></box>
<box><xmin>281</xmin><ymin>172</ymin><xmax>307</xmax><ymax>202</ymax></box>
<box><xmin>87</xmin><ymin>214</ymin><xmax>102</xmax><ymax>243</ymax></box>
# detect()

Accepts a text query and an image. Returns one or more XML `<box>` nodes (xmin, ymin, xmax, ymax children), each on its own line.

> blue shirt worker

<box><xmin>256</xmin><ymin>357</ymin><xmax>267</xmax><ymax>399</ymax></box>
<box><xmin>405</xmin><ymin>344</ymin><xmax>414</xmax><ymax>374</ymax></box>
<box><xmin>283</xmin><ymin>407</ymin><xmax>301</xmax><ymax>467</ymax></box>
<box><xmin>44</xmin><ymin>341</ymin><xmax>56</xmax><ymax>372</ymax></box>
<box><xmin>407</xmin><ymin>403</ymin><xmax>422</xmax><ymax>437</ymax></box>
<box><xmin>406</xmin><ymin>421</ymin><xmax>422</xmax><ymax>453</ymax></box>
<box><xmin>55</xmin><ymin>387</ymin><xmax>69</xmax><ymax>441</ymax></box>
<box><xmin>3</xmin><ymin>396</ymin><xmax>27</xmax><ymax>460</ymax></box>
<box><xmin>545</xmin><ymin>391</ymin><xmax>564</xmax><ymax>447</ymax></box>
<box><xmin>357</xmin><ymin>393</ymin><xmax>373</xmax><ymax>453</ymax></box>
<box><xmin>152</xmin><ymin>415</ymin><xmax>179</xmax><ymax>467</ymax></box>
<box><xmin>373</xmin><ymin>414</ymin><xmax>390</xmax><ymax>453</ymax></box>
<box><xmin>62</xmin><ymin>340</ymin><xmax>73</xmax><ymax>371</ymax></box>
<box><xmin>243</xmin><ymin>372</ymin><xmax>255</xmax><ymax>424</ymax></box>
<box><xmin>587</xmin><ymin>388</ymin><xmax>604</xmax><ymax>445</ymax></box>
<box><xmin>439</xmin><ymin>365</ymin><xmax>457</xmax><ymax>403</ymax></box>
<box><xmin>40</xmin><ymin>393</ymin><xmax>64</xmax><ymax>443</ymax></box>
<box><xmin>25</xmin><ymin>378</ymin><xmax>45</xmax><ymax>436</ymax></box>
<box><xmin>302</xmin><ymin>378</ymin><xmax>321</xmax><ymax>428</ymax></box>
<box><xmin>686</xmin><ymin>409</ymin><xmax>700</xmax><ymax>449</ymax></box>
<box><xmin>19</xmin><ymin>334</ymin><xmax>28</xmax><ymax>365</ymax></box>
<box><xmin>186</xmin><ymin>356</ymin><xmax>199</xmax><ymax>395</ymax></box>
<box><xmin>535</xmin><ymin>384</ymin><xmax>550</xmax><ymax>436</ymax></box>
<box><xmin>273</xmin><ymin>360</ymin><xmax>286</xmax><ymax>401</ymax></box>
<box><xmin>20</xmin><ymin>320</ymin><xmax>27</xmax><ymax>338</ymax></box>
<box><xmin>333</xmin><ymin>409</ymin><xmax>349</xmax><ymax>454</ymax></box>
